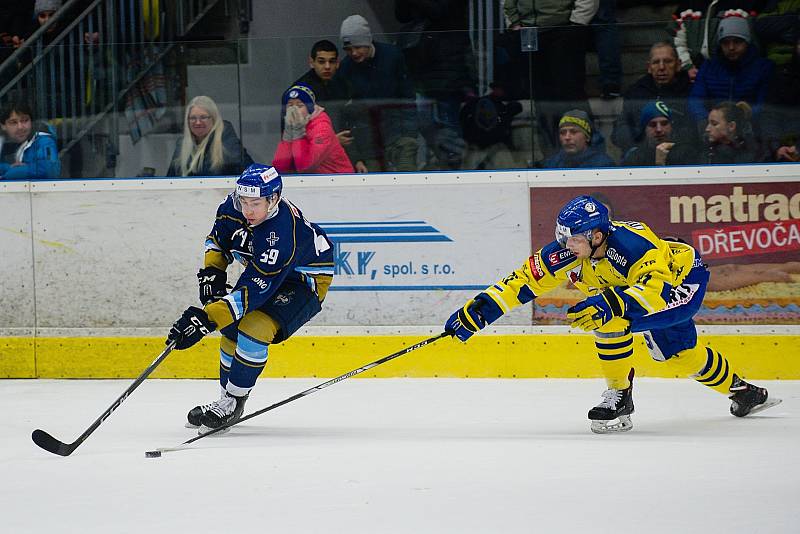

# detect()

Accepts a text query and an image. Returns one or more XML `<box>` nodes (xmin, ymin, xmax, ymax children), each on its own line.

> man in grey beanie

<box><xmin>688</xmin><ymin>15</ymin><xmax>774</xmax><ymax>123</ymax></box>
<box><xmin>337</xmin><ymin>14</ymin><xmax>418</xmax><ymax>172</ymax></box>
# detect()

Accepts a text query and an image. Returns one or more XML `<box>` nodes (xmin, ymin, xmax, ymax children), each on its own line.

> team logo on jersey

<box><xmin>265</xmin><ymin>231</ymin><xmax>280</xmax><ymax>246</ymax></box>
<box><xmin>567</xmin><ymin>266</ymin><xmax>581</xmax><ymax>285</ymax></box>
<box><xmin>529</xmin><ymin>254</ymin><xmax>545</xmax><ymax>280</ymax></box>
<box><xmin>664</xmin><ymin>283</ymin><xmax>700</xmax><ymax>310</ymax></box>
<box><xmin>606</xmin><ymin>247</ymin><xmax>628</xmax><ymax>267</ymax></box>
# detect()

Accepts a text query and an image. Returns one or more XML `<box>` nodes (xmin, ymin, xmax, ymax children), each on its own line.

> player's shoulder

<box><xmin>537</xmin><ymin>240</ymin><xmax>580</xmax><ymax>275</ymax></box>
<box><xmin>605</xmin><ymin>221</ymin><xmax>658</xmax><ymax>267</ymax></box>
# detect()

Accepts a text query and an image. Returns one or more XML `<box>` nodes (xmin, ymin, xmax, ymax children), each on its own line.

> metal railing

<box><xmin>0</xmin><ymin>0</ymin><xmax>221</xmax><ymax>167</ymax></box>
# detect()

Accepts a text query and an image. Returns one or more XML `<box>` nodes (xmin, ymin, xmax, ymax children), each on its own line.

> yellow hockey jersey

<box><xmin>477</xmin><ymin>221</ymin><xmax>699</xmax><ymax>324</ymax></box>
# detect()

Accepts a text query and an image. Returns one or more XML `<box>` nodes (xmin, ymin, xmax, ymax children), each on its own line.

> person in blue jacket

<box><xmin>0</xmin><ymin>101</ymin><xmax>61</xmax><ymax>179</ymax></box>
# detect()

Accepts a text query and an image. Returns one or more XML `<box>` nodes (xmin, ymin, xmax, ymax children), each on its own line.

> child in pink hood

<box><xmin>272</xmin><ymin>84</ymin><xmax>354</xmax><ymax>175</ymax></box>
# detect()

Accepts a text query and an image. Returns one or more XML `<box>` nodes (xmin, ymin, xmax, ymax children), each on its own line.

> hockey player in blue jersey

<box><xmin>166</xmin><ymin>163</ymin><xmax>334</xmax><ymax>433</ymax></box>
<box><xmin>445</xmin><ymin>195</ymin><xmax>780</xmax><ymax>433</ymax></box>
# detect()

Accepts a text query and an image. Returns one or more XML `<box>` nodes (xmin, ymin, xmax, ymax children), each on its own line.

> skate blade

<box><xmin>591</xmin><ymin>415</ymin><xmax>633</xmax><ymax>434</ymax></box>
<box><xmin>185</xmin><ymin>422</ymin><xmax>200</xmax><ymax>429</ymax></box>
<box><xmin>198</xmin><ymin>425</ymin><xmax>231</xmax><ymax>436</ymax></box>
<box><xmin>747</xmin><ymin>397</ymin><xmax>782</xmax><ymax>416</ymax></box>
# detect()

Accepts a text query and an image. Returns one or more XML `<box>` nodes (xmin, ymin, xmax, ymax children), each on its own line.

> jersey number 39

<box><xmin>260</xmin><ymin>249</ymin><xmax>279</xmax><ymax>265</ymax></box>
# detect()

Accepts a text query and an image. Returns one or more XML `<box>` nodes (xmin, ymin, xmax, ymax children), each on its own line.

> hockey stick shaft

<box><xmin>158</xmin><ymin>332</ymin><xmax>449</xmax><ymax>452</ymax></box>
<box><xmin>32</xmin><ymin>341</ymin><xmax>176</xmax><ymax>456</ymax></box>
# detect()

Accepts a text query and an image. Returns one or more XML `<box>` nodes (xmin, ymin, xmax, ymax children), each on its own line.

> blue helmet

<box><xmin>234</xmin><ymin>163</ymin><xmax>282</xmax><ymax>210</ymax></box>
<box><xmin>555</xmin><ymin>195</ymin><xmax>610</xmax><ymax>247</ymax></box>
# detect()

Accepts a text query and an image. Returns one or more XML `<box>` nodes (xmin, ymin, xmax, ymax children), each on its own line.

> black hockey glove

<box><xmin>197</xmin><ymin>266</ymin><xmax>228</xmax><ymax>305</ymax></box>
<box><xmin>166</xmin><ymin>306</ymin><xmax>216</xmax><ymax>350</ymax></box>
<box><xmin>445</xmin><ymin>298</ymin><xmax>487</xmax><ymax>342</ymax></box>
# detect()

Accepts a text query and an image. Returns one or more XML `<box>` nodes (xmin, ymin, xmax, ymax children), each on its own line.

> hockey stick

<box><xmin>147</xmin><ymin>332</ymin><xmax>449</xmax><ymax>457</ymax></box>
<box><xmin>32</xmin><ymin>341</ymin><xmax>177</xmax><ymax>456</ymax></box>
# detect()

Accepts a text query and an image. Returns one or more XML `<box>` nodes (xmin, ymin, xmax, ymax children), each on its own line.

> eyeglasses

<box><xmin>188</xmin><ymin>115</ymin><xmax>212</xmax><ymax>123</ymax></box>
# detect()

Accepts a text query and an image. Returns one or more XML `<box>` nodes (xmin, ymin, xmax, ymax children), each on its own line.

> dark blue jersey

<box><xmin>204</xmin><ymin>194</ymin><xmax>334</xmax><ymax>329</ymax></box>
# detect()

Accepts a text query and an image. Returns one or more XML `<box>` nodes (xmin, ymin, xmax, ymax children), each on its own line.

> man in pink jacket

<box><xmin>272</xmin><ymin>84</ymin><xmax>355</xmax><ymax>175</ymax></box>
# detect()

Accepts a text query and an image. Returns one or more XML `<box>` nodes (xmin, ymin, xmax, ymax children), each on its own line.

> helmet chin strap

<box><xmin>589</xmin><ymin>231</ymin><xmax>608</xmax><ymax>258</ymax></box>
<box><xmin>265</xmin><ymin>194</ymin><xmax>281</xmax><ymax>220</ymax></box>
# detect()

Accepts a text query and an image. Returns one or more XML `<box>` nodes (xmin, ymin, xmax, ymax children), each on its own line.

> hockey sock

<box><xmin>218</xmin><ymin>336</ymin><xmax>237</xmax><ymax>388</ymax></box>
<box><xmin>595</xmin><ymin>330</ymin><xmax>634</xmax><ymax>389</ymax></box>
<box><xmin>226</xmin><ymin>311</ymin><xmax>280</xmax><ymax>397</ymax></box>
<box><xmin>667</xmin><ymin>345</ymin><xmax>735</xmax><ymax>394</ymax></box>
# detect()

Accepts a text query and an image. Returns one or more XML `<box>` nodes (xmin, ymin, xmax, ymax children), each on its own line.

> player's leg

<box><xmin>186</xmin><ymin>325</ymin><xmax>239</xmax><ymax>428</ymax></box>
<box><xmin>589</xmin><ymin>317</ymin><xmax>635</xmax><ymax>433</ymax></box>
<box><xmin>199</xmin><ymin>310</ymin><xmax>278</xmax><ymax>431</ymax></box>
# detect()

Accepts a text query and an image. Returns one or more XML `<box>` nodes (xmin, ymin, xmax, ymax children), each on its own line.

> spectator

<box><xmin>31</xmin><ymin>0</ymin><xmax>63</xmax><ymax>45</ymax></box>
<box><xmin>290</xmin><ymin>40</ymin><xmax>354</xmax><ymax>147</ymax></box>
<box><xmin>0</xmin><ymin>2</ymin><xmax>34</xmax><ymax>60</ymax></box>
<box><xmin>503</xmin><ymin>0</ymin><xmax>599</xmax><ymax>153</ymax></box>
<box><xmin>272</xmin><ymin>84</ymin><xmax>354</xmax><ymax>175</ymax></box>
<box><xmin>337</xmin><ymin>14</ymin><xmax>418</xmax><ymax>173</ymax></box>
<box><xmin>459</xmin><ymin>85</ymin><xmax>523</xmax><ymax>169</ymax></box>
<box><xmin>702</xmin><ymin>101</ymin><xmax>761</xmax><ymax>163</ymax></box>
<box><xmin>541</xmin><ymin>109</ymin><xmax>616</xmax><ymax>168</ymax></box>
<box><xmin>591</xmin><ymin>0</ymin><xmax>623</xmax><ymax>99</ymax></box>
<box><xmin>611</xmin><ymin>41</ymin><xmax>696</xmax><ymax>153</ymax></box>
<box><xmin>754</xmin><ymin>0</ymin><xmax>800</xmax><ymax>66</ymax></box>
<box><xmin>688</xmin><ymin>15</ymin><xmax>774</xmax><ymax>124</ymax></box>
<box><xmin>671</xmin><ymin>1</ymin><xmax>766</xmax><ymax>81</ymax></box>
<box><xmin>166</xmin><ymin>96</ymin><xmax>253</xmax><ymax>177</ymax></box>
<box><xmin>621</xmin><ymin>101</ymin><xmax>700</xmax><ymax>166</ymax></box>
<box><xmin>0</xmin><ymin>100</ymin><xmax>61</xmax><ymax>179</ymax></box>
<box><xmin>762</xmin><ymin>28</ymin><xmax>800</xmax><ymax>160</ymax></box>
<box><xmin>394</xmin><ymin>0</ymin><xmax>476</xmax><ymax>169</ymax></box>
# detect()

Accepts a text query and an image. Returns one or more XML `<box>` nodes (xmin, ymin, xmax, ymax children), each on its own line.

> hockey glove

<box><xmin>197</xmin><ymin>266</ymin><xmax>228</xmax><ymax>305</ymax></box>
<box><xmin>167</xmin><ymin>306</ymin><xmax>216</xmax><ymax>350</ymax></box>
<box><xmin>566</xmin><ymin>288</ymin><xmax>625</xmax><ymax>332</ymax></box>
<box><xmin>445</xmin><ymin>298</ymin><xmax>487</xmax><ymax>342</ymax></box>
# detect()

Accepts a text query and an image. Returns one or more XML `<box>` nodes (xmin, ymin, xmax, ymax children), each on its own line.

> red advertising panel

<box><xmin>530</xmin><ymin>183</ymin><xmax>800</xmax><ymax>325</ymax></box>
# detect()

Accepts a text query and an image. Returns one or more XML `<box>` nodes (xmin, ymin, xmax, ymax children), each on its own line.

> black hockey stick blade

<box><xmin>31</xmin><ymin>428</ymin><xmax>75</xmax><ymax>456</ymax></box>
<box><xmin>147</xmin><ymin>332</ymin><xmax>449</xmax><ymax>457</ymax></box>
<box><xmin>32</xmin><ymin>341</ymin><xmax>176</xmax><ymax>457</ymax></box>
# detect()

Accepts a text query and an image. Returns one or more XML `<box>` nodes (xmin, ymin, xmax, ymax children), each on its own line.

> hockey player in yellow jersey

<box><xmin>444</xmin><ymin>195</ymin><xmax>781</xmax><ymax>433</ymax></box>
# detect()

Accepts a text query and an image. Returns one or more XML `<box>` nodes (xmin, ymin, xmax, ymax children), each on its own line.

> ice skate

<box><xmin>729</xmin><ymin>374</ymin><xmax>781</xmax><ymax>417</ymax></box>
<box><xmin>186</xmin><ymin>387</ymin><xmax>227</xmax><ymax>428</ymax></box>
<box><xmin>589</xmin><ymin>381</ymin><xmax>634</xmax><ymax>434</ymax></box>
<box><xmin>198</xmin><ymin>392</ymin><xmax>248</xmax><ymax>435</ymax></box>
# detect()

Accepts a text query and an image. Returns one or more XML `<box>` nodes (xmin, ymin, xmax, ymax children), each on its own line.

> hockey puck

<box><xmin>144</xmin><ymin>450</ymin><xmax>162</xmax><ymax>458</ymax></box>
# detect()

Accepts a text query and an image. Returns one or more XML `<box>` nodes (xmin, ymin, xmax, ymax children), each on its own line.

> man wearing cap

<box><xmin>621</xmin><ymin>101</ymin><xmax>699</xmax><ymax>166</ymax></box>
<box><xmin>541</xmin><ymin>110</ymin><xmax>615</xmax><ymax>169</ymax></box>
<box><xmin>688</xmin><ymin>15</ymin><xmax>774</xmax><ymax>122</ymax></box>
<box><xmin>611</xmin><ymin>41</ymin><xmax>696</xmax><ymax>153</ymax></box>
<box><xmin>336</xmin><ymin>14</ymin><xmax>418</xmax><ymax>173</ymax></box>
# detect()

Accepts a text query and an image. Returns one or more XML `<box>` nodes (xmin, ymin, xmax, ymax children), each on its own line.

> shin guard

<box><xmin>595</xmin><ymin>329</ymin><xmax>634</xmax><ymax>390</ymax></box>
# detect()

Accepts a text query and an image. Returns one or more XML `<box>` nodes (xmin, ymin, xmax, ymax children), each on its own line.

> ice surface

<box><xmin>4</xmin><ymin>378</ymin><xmax>799</xmax><ymax>533</ymax></box>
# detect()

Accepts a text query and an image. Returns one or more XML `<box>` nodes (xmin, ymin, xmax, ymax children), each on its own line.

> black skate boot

<box><xmin>198</xmin><ymin>392</ymin><xmax>248</xmax><ymax>434</ymax></box>
<box><xmin>589</xmin><ymin>369</ymin><xmax>634</xmax><ymax>434</ymax></box>
<box><xmin>729</xmin><ymin>374</ymin><xmax>781</xmax><ymax>417</ymax></box>
<box><xmin>186</xmin><ymin>388</ymin><xmax>226</xmax><ymax>428</ymax></box>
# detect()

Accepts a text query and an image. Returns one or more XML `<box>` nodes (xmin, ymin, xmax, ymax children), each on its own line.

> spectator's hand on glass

<box><xmin>336</xmin><ymin>130</ymin><xmax>353</xmax><ymax>147</ymax></box>
<box><xmin>355</xmin><ymin>161</ymin><xmax>368</xmax><ymax>173</ymax></box>
<box><xmin>509</xmin><ymin>23</ymin><xmax>522</xmax><ymax>31</ymax></box>
<box><xmin>84</xmin><ymin>32</ymin><xmax>100</xmax><ymax>45</ymax></box>
<box><xmin>11</xmin><ymin>36</ymin><xmax>24</xmax><ymax>48</ymax></box>
<box><xmin>776</xmin><ymin>145</ymin><xmax>800</xmax><ymax>162</ymax></box>
<box><xmin>688</xmin><ymin>66</ymin><xmax>698</xmax><ymax>83</ymax></box>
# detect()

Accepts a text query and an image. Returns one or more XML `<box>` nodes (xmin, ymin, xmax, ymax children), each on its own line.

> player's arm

<box><xmin>197</xmin><ymin>206</ymin><xmax>243</xmax><ymax>305</ymax></box>
<box><xmin>445</xmin><ymin>241</ymin><xmax>579</xmax><ymax>341</ymax></box>
<box><xmin>616</xmin><ymin>248</ymin><xmax>673</xmax><ymax>320</ymax></box>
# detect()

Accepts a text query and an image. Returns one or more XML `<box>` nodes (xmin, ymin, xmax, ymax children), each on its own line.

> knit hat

<box><xmin>35</xmin><ymin>0</ymin><xmax>62</xmax><ymax>16</ymax></box>
<box><xmin>559</xmin><ymin>109</ymin><xmax>592</xmax><ymax>140</ymax></box>
<box><xmin>639</xmin><ymin>101</ymin><xmax>672</xmax><ymax>131</ymax></box>
<box><xmin>718</xmin><ymin>16</ymin><xmax>751</xmax><ymax>44</ymax></box>
<box><xmin>282</xmin><ymin>84</ymin><xmax>316</xmax><ymax>115</ymax></box>
<box><xmin>340</xmin><ymin>15</ymin><xmax>372</xmax><ymax>48</ymax></box>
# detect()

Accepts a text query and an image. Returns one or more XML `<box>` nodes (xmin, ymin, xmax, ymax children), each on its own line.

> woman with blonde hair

<box><xmin>167</xmin><ymin>95</ymin><xmax>253</xmax><ymax>176</ymax></box>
